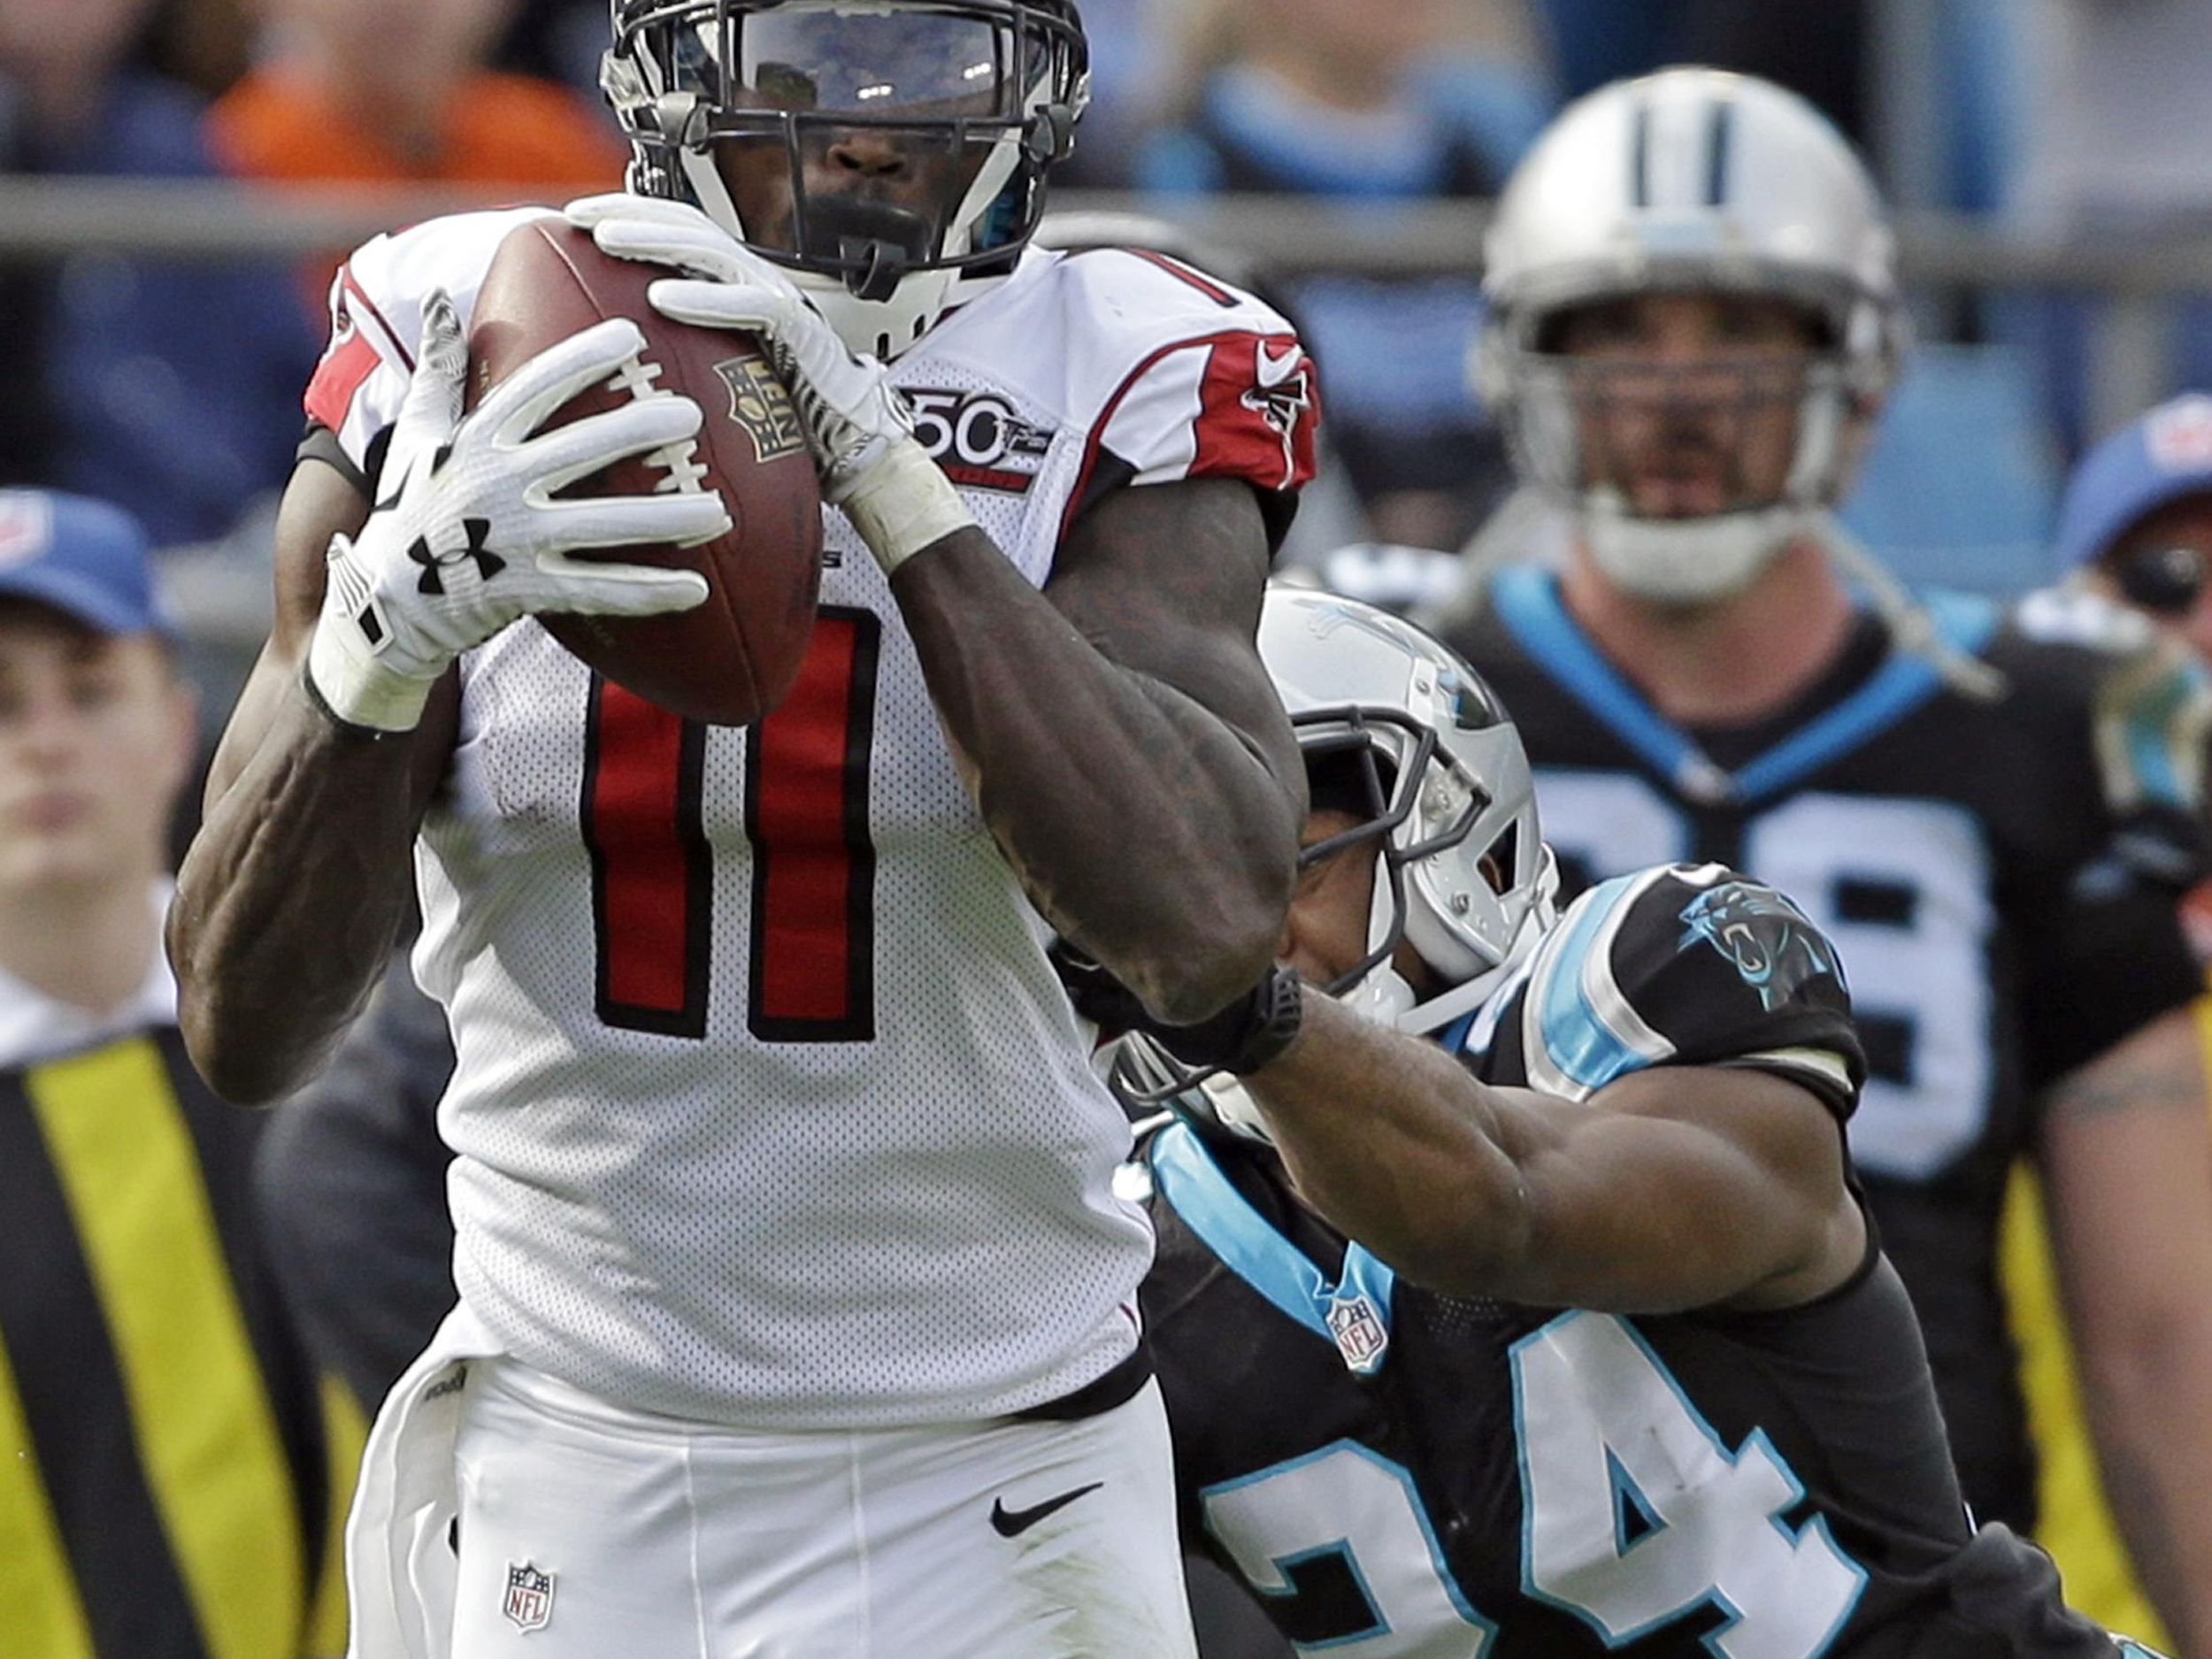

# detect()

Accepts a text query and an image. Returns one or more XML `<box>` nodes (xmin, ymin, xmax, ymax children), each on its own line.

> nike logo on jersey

<box><xmin>1243</xmin><ymin>340</ymin><xmax>1314</xmax><ymax>446</ymax></box>
<box><xmin>1256</xmin><ymin>339</ymin><xmax>1305</xmax><ymax>388</ymax></box>
<box><xmin>989</xmin><ymin>1482</ymin><xmax>1103</xmax><ymax>1537</ymax></box>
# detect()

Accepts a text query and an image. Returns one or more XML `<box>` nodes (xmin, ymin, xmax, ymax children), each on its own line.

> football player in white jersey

<box><xmin>170</xmin><ymin>4</ymin><xmax>1319</xmax><ymax>1655</ymax></box>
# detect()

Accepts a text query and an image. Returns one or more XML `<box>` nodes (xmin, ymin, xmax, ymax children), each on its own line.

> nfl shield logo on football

<box><xmin>503</xmin><ymin>1562</ymin><xmax>555</xmax><ymax>1632</ymax></box>
<box><xmin>1327</xmin><ymin>1294</ymin><xmax>1388</xmax><ymax>1375</ymax></box>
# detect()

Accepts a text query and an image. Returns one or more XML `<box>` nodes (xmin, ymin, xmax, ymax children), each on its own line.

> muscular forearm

<box><xmin>1248</xmin><ymin>995</ymin><xmax>1532</xmax><ymax>1292</ymax></box>
<box><xmin>893</xmin><ymin>529</ymin><xmax>1298</xmax><ymax>1020</ymax></box>
<box><xmin>2041</xmin><ymin>1008</ymin><xmax>2212</xmax><ymax>1655</ymax></box>
<box><xmin>1248</xmin><ymin>997</ymin><xmax>1852</xmax><ymax>1313</ymax></box>
<box><xmin>2078</xmin><ymin>1318</ymin><xmax>2212</xmax><ymax>1655</ymax></box>
<box><xmin>170</xmin><ymin>685</ymin><xmax>429</xmax><ymax>1104</ymax></box>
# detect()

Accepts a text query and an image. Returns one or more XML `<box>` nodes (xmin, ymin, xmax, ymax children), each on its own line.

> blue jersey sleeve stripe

<box><xmin>1532</xmin><ymin>871</ymin><xmax>1675</xmax><ymax>1095</ymax></box>
<box><xmin>1149</xmin><ymin>1124</ymin><xmax>1396</xmax><ymax>1359</ymax></box>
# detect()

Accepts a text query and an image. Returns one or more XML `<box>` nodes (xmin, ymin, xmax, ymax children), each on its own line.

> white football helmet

<box><xmin>1122</xmin><ymin>587</ymin><xmax>1557</xmax><ymax>1142</ymax></box>
<box><xmin>1475</xmin><ymin>68</ymin><xmax>1905</xmax><ymax>604</ymax></box>
<box><xmin>603</xmin><ymin>0</ymin><xmax>1088</xmax><ymax>359</ymax></box>
<box><xmin>1262</xmin><ymin>585</ymin><xmax>1556</xmax><ymax>1036</ymax></box>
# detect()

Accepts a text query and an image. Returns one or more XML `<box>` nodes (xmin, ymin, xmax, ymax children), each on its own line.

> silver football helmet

<box><xmin>603</xmin><ymin>0</ymin><xmax>1088</xmax><ymax>359</ymax></box>
<box><xmin>1474</xmin><ymin>68</ymin><xmax>1905</xmax><ymax>604</ymax></box>
<box><xmin>1123</xmin><ymin>587</ymin><xmax>1557</xmax><ymax>1142</ymax></box>
<box><xmin>1263</xmin><ymin>585</ymin><xmax>1556</xmax><ymax>1035</ymax></box>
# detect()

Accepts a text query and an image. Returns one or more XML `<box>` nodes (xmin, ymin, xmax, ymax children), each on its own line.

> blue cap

<box><xmin>0</xmin><ymin>491</ymin><xmax>171</xmax><ymax>638</ymax></box>
<box><xmin>2056</xmin><ymin>393</ymin><xmax>2212</xmax><ymax>570</ymax></box>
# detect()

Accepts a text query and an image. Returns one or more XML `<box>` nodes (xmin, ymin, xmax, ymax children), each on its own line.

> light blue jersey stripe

<box><xmin>1149</xmin><ymin>1124</ymin><xmax>1396</xmax><ymax>1366</ymax></box>
<box><xmin>1533</xmin><ymin>872</ymin><xmax>1657</xmax><ymax>1094</ymax></box>
<box><xmin>1491</xmin><ymin>568</ymin><xmax>2001</xmax><ymax>804</ymax></box>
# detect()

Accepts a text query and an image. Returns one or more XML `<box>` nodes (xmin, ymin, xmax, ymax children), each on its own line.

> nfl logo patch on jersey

<box><xmin>1328</xmin><ymin>1293</ymin><xmax>1389</xmax><ymax>1375</ymax></box>
<box><xmin>503</xmin><ymin>1562</ymin><xmax>555</xmax><ymax>1632</ymax></box>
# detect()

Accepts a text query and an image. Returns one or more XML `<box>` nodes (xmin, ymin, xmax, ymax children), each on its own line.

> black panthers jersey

<box><xmin>1441</xmin><ymin>568</ymin><xmax>2212</xmax><ymax>1532</ymax></box>
<box><xmin>1143</xmin><ymin>865</ymin><xmax>2148</xmax><ymax>1658</ymax></box>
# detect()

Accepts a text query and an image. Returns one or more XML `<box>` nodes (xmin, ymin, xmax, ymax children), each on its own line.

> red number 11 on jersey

<box><xmin>583</xmin><ymin>608</ymin><xmax>882</xmax><ymax>1043</ymax></box>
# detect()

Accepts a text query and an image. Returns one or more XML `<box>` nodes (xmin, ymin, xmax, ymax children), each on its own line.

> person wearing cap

<box><xmin>2056</xmin><ymin>394</ymin><xmax>2212</xmax><ymax>665</ymax></box>
<box><xmin>0</xmin><ymin>488</ymin><xmax>354</xmax><ymax>1658</ymax></box>
<box><xmin>1993</xmin><ymin>394</ymin><xmax>2212</xmax><ymax>1643</ymax></box>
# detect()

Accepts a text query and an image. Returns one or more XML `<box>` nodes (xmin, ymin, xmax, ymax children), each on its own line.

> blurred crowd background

<box><xmin>11</xmin><ymin>0</ymin><xmax>2212</xmax><ymax>640</ymax></box>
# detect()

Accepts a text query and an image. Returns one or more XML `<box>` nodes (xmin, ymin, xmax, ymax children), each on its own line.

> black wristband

<box><xmin>1219</xmin><ymin>964</ymin><xmax>1303</xmax><ymax>1076</ymax></box>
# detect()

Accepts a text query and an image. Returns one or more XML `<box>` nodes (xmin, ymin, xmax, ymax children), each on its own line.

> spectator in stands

<box><xmin>0</xmin><ymin>489</ymin><xmax>351</xmax><ymax>1658</ymax></box>
<box><xmin>490</xmin><ymin>0</ymin><xmax>611</xmax><ymax>103</ymax></box>
<box><xmin>2055</xmin><ymin>391</ymin><xmax>2212</xmax><ymax>666</ymax></box>
<box><xmin>1139</xmin><ymin>0</ymin><xmax>1554</xmax><ymax>550</ymax></box>
<box><xmin>0</xmin><ymin>0</ymin><xmax>319</xmax><ymax>545</ymax></box>
<box><xmin>144</xmin><ymin>0</ymin><xmax>256</xmax><ymax>97</ymax></box>
<box><xmin>209</xmin><ymin>0</ymin><xmax>624</xmax><ymax>198</ymax></box>
<box><xmin>2016</xmin><ymin>388</ymin><xmax>2212</xmax><ymax>1648</ymax></box>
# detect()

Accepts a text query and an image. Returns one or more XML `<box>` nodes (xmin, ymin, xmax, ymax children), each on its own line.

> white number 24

<box><xmin>1202</xmin><ymin>1313</ymin><xmax>1865</xmax><ymax>1655</ymax></box>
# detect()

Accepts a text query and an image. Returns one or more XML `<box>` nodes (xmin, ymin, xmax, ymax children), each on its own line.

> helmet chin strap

<box><xmin>1580</xmin><ymin>493</ymin><xmax>1815</xmax><ymax>607</ymax></box>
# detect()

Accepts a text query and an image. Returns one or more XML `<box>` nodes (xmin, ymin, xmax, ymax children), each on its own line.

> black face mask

<box><xmin>2109</xmin><ymin>542</ymin><xmax>2208</xmax><ymax>617</ymax></box>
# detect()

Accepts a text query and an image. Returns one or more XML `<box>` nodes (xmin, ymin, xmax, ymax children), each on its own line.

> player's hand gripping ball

<box><xmin>469</xmin><ymin>218</ymin><xmax>825</xmax><ymax>726</ymax></box>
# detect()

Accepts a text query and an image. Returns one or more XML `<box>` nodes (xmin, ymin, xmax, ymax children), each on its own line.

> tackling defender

<box><xmin>1094</xmin><ymin>587</ymin><xmax>2166</xmax><ymax>1656</ymax></box>
<box><xmin>171</xmin><ymin>3</ymin><xmax>1318</xmax><ymax>1655</ymax></box>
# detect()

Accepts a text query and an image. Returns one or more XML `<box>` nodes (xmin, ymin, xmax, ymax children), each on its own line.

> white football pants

<box><xmin>441</xmin><ymin>1355</ymin><xmax>1199</xmax><ymax>1658</ymax></box>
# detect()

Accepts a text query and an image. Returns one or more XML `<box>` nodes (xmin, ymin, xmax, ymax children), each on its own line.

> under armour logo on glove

<box><xmin>303</xmin><ymin>288</ymin><xmax>723</xmax><ymax>733</ymax></box>
<box><xmin>408</xmin><ymin>519</ymin><xmax>506</xmax><ymax>595</ymax></box>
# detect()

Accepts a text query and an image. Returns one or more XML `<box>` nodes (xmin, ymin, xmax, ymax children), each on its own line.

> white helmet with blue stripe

<box><xmin>1474</xmin><ymin>68</ymin><xmax>1905</xmax><ymax>605</ymax></box>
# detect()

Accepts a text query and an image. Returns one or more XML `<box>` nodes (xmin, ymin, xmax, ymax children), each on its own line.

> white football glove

<box><xmin>306</xmin><ymin>288</ymin><xmax>729</xmax><ymax>732</ymax></box>
<box><xmin>567</xmin><ymin>193</ymin><xmax>976</xmax><ymax>575</ymax></box>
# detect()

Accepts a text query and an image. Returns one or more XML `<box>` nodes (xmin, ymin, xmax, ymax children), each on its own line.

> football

<box><xmin>467</xmin><ymin>218</ymin><xmax>823</xmax><ymax>727</ymax></box>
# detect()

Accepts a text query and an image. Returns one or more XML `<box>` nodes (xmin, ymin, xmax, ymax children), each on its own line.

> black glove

<box><xmin>1048</xmin><ymin>941</ymin><xmax>1303</xmax><ymax>1078</ymax></box>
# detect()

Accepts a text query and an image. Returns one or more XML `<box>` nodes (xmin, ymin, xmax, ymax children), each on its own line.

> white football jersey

<box><xmin>303</xmin><ymin>207</ymin><xmax>1320</xmax><ymax>1428</ymax></box>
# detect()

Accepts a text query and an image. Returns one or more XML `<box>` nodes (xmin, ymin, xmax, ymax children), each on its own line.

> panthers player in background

<box><xmin>1079</xmin><ymin>588</ymin><xmax>2162</xmax><ymax>1655</ymax></box>
<box><xmin>170</xmin><ymin>3</ymin><xmax>1320</xmax><ymax>1655</ymax></box>
<box><xmin>1426</xmin><ymin>69</ymin><xmax>2212</xmax><ymax>1649</ymax></box>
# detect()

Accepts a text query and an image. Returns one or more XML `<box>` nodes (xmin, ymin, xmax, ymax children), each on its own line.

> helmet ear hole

<box><xmin>1479</xmin><ymin>821</ymin><xmax>1517</xmax><ymax>896</ymax></box>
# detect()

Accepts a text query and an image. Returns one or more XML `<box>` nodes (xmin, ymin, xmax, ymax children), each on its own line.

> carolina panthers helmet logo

<box><xmin>1678</xmin><ymin>880</ymin><xmax>1840</xmax><ymax>1010</ymax></box>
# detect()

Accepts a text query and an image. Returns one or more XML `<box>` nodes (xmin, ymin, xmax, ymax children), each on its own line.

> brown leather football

<box><xmin>467</xmin><ymin>217</ymin><xmax>822</xmax><ymax>727</ymax></box>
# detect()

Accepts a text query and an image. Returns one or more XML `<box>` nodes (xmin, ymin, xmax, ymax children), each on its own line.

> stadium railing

<box><xmin>3</xmin><ymin>175</ymin><xmax>2202</xmax><ymax>435</ymax></box>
